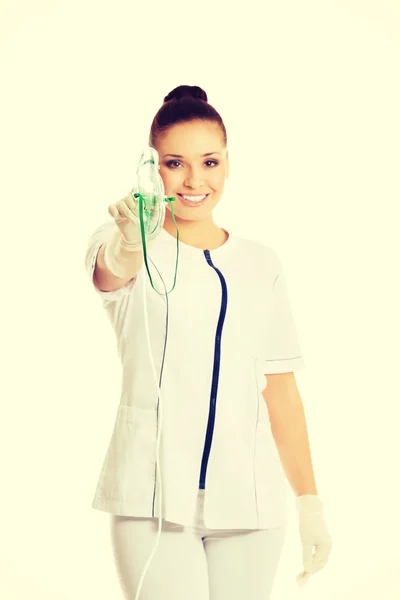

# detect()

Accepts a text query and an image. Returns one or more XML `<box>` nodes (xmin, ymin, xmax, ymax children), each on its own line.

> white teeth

<box><xmin>181</xmin><ymin>194</ymin><xmax>206</xmax><ymax>202</ymax></box>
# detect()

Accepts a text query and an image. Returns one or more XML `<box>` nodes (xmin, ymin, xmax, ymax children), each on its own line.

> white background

<box><xmin>1</xmin><ymin>1</ymin><xmax>399</xmax><ymax>598</ymax></box>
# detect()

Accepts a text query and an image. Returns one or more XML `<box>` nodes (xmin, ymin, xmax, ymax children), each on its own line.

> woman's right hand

<box><xmin>108</xmin><ymin>190</ymin><xmax>164</xmax><ymax>247</ymax></box>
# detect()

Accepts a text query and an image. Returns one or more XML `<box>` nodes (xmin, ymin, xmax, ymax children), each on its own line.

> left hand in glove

<box><xmin>295</xmin><ymin>494</ymin><xmax>332</xmax><ymax>586</ymax></box>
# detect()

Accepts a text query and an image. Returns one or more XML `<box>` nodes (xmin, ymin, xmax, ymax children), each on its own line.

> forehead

<box><xmin>158</xmin><ymin>120</ymin><xmax>224</xmax><ymax>152</ymax></box>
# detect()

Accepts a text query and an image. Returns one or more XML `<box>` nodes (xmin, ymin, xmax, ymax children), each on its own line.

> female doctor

<box><xmin>85</xmin><ymin>85</ymin><xmax>332</xmax><ymax>600</ymax></box>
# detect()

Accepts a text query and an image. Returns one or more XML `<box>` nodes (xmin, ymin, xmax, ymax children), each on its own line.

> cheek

<box><xmin>207</xmin><ymin>171</ymin><xmax>226</xmax><ymax>192</ymax></box>
<box><xmin>160</xmin><ymin>170</ymin><xmax>178</xmax><ymax>191</ymax></box>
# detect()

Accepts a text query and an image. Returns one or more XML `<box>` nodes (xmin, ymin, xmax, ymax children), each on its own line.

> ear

<box><xmin>225</xmin><ymin>149</ymin><xmax>230</xmax><ymax>179</ymax></box>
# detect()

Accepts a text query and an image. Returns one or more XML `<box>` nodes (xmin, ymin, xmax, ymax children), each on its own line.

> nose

<box><xmin>184</xmin><ymin>167</ymin><xmax>204</xmax><ymax>189</ymax></box>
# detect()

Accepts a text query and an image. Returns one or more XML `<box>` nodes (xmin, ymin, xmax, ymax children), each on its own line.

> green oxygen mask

<box><xmin>132</xmin><ymin>147</ymin><xmax>179</xmax><ymax>295</ymax></box>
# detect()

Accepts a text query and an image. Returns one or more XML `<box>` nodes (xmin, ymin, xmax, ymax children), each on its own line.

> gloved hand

<box><xmin>104</xmin><ymin>189</ymin><xmax>165</xmax><ymax>279</ymax></box>
<box><xmin>295</xmin><ymin>494</ymin><xmax>332</xmax><ymax>586</ymax></box>
<box><xmin>108</xmin><ymin>188</ymin><xmax>165</xmax><ymax>250</ymax></box>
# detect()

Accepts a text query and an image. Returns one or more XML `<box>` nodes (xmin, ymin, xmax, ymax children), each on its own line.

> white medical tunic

<box><xmin>85</xmin><ymin>220</ymin><xmax>305</xmax><ymax>530</ymax></box>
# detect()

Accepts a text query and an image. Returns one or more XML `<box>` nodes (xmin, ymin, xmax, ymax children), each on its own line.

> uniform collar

<box><xmin>159</xmin><ymin>226</ymin><xmax>235</xmax><ymax>256</ymax></box>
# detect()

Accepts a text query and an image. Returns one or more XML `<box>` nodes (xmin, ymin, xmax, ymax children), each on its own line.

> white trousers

<box><xmin>110</xmin><ymin>489</ymin><xmax>286</xmax><ymax>599</ymax></box>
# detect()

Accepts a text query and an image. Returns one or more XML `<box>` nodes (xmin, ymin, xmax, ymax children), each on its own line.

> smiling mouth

<box><xmin>177</xmin><ymin>193</ymin><xmax>210</xmax><ymax>206</ymax></box>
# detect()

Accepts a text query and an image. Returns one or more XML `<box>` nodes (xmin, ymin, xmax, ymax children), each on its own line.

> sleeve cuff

<box><xmin>262</xmin><ymin>355</ymin><xmax>306</xmax><ymax>374</ymax></box>
<box><xmin>87</xmin><ymin>238</ymin><xmax>137</xmax><ymax>301</ymax></box>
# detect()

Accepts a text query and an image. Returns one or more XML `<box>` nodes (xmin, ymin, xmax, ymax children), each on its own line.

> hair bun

<box><xmin>164</xmin><ymin>85</ymin><xmax>208</xmax><ymax>104</ymax></box>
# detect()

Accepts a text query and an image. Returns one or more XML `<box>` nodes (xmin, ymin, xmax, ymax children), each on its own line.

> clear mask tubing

<box><xmin>133</xmin><ymin>147</ymin><xmax>179</xmax><ymax>295</ymax></box>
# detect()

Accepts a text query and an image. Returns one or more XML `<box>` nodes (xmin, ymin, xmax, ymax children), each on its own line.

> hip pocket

<box><xmin>97</xmin><ymin>404</ymin><xmax>158</xmax><ymax>501</ymax></box>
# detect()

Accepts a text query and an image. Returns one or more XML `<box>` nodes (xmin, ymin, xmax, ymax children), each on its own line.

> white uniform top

<box><xmin>85</xmin><ymin>220</ymin><xmax>305</xmax><ymax>530</ymax></box>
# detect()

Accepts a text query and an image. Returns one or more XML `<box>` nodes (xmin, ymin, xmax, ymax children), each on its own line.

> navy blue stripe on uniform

<box><xmin>199</xmin><ymin>249</ymin><xmax>228</xmax><ymax>489</ymax></box>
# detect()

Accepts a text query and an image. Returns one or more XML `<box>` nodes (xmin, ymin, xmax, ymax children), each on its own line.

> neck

<box><xmin>163</xmin><ymin>210</ymin><xmax>227</xmax><ymax>250</ymax></box>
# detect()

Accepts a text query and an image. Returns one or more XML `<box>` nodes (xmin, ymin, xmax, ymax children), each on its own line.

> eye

<box><xmin>165</xmin><ymin>160</ymin><xmax>219</xmax><ymax>169</ymax></box>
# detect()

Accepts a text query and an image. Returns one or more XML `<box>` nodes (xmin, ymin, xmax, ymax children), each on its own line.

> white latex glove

<box><xmin>108</xmin><ymin>188</ymin><xmax>164</xmax><ymax>250</ymax></box>
<box><xmin>104</xmin><ymin>189</ymin><xmax>164</xmax><ymax>278</ymax></box>
<box><xmin>295</xmin><ymin>495</ymin><xmax>332</xmax><ymax>586</ymax></box>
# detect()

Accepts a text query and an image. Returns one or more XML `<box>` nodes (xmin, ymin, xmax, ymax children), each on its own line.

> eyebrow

<box><xmin>162</xmin><ymin>152</ymin><xmax>220</xmax><ymax>158</ymax></box>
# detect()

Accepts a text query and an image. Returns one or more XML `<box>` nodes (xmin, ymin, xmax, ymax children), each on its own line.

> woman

<box><xmin>85</xmin><ymin>85</ymin><xmax>332</xmax><ymax>599</ymax></box>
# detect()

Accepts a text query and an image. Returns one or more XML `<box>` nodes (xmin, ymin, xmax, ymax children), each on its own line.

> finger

<box><xmin>311</xmin><ymin>543</ymin><xmax>331</xmax><ymax>572</ymax></box>
<box><xmin>124</xmin><ymin>192</ymin><xmax>140</xmax><ymax>216</ymax></box>
<box><xmin>296</xmin><ymin>571</ymin><xmax>310</xmax><ymax>586</ymax></box>
<box><xmin>302</xmin><ymin>544</ymin><xmax>314</xmax><ymax>573</ymax></box>
<box><xmin>108</xmin><ymin>204</ymin><xmax>120</xmax><ymax>219</ymax></box>
<box><xmin>116</xmin><ymin>199</ymin><xmax>137</xmax><ymax>222</ymax></box>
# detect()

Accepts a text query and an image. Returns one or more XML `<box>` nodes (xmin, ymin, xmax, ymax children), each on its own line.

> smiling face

<box><xmin>155</xmin><ymin>120</ymin><xmax>229</xmax><ymax>226</ymax></box>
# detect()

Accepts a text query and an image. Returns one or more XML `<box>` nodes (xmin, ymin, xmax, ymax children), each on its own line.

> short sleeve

<box><xmin>262</xmin><ymin>251</ymin><xmax>305</xmax><ymax>374</ymax></box>
<box><xmin>84</xmin><ymin>220</ymin><xmax>137</xmax><ymax>301</ymax></box>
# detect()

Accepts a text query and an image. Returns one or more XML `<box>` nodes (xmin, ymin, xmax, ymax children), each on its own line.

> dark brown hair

<box><xmin>149</xmin><ymin>85</ymin><xmax>227</xmax><ymax>148</ymax></box>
